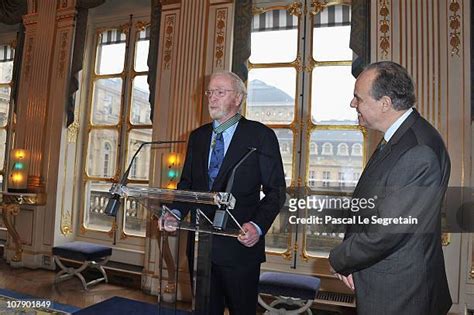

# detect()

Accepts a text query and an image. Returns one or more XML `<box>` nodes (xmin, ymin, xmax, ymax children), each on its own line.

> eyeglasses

<box><xmin>204</xmin><ymin>89</ymin><xmax>235</xmax><ymax>98</ymax></box>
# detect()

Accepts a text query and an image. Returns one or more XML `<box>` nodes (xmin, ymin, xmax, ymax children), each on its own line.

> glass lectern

<box><xmin>119</xmin><ymin>186</ymin><xmax>242</xmax><ymax>315</ymax></box>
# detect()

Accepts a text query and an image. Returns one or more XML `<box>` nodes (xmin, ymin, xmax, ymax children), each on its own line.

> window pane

<box><xmin>127</xmin><ymin>129</ymin><xmax>152</xmax><ymax>180</ymax></box>
<box><xmin>250</xmin><ymin>10</ymin><xmax>298</xmax><ymax>64</ymax></box>
<box><xmin>95</xmin><ymin>29</ymin><xmax>126</xmax><ymax>75</ymax></box>
<box><xmin>0</xmin><ymin>129</ymin><xmax>5</xmax><ymax>170</ymax></box>
<box><xmin>134</xmin><ymin>30</ymin><xmax>149</xmax><ymax>72</ymax></box>
<box><xmin>0</xmin><ymin>86</ymin><xmax>10</xmax><ymax>127</ymax></box>
<box><xmin>247</xmin><ymin>68</ymin><xmax>296</xmax><ymax>124</ymax></box>
<box><xmin>91</xmin><ymin>78</ymin><xmax>122</xmax><ymax>125</ymax></box>
<box><xmin>265</xmin><ymin>207</ymin><xmax>292</xmax><ymax>254</ymax></box>
<box><xmin>274</xmin><ymin>128</ymin><xmax>293</xmax><ymax>187</ymax></box>
<box><xmin>0</xmin><ymin>44</ymin><xmax>14</xmax><ymax>83</ymax></box>
<box><xmin>123</xmin><ymin>185</ymin><xmax>148</xmax><ymax>237</ymax></box>
<box><xmin>130</xmin><ymin>76</ymin><xmax>151</xmax><ymax>125</ymax></box>
<box><xmin>311</xmin><ymin>66</ymin><xmax>357</xmax><ymax>124</ymax></box>
<box><xmin>308</xmin><ymin>130</ymin><xmax>363</xmax><ymax>192</ymax></box>
<box><xmin>87</xmin><ymin>129</ymin><xmax>118</xmax><ymax>178</ymax></box>
<box><xmin>84</xmin><ymin>181</ymin><xmax>115</xmax><ymax>231</ymax></box>
<box><xmin>313</xmin><ymin>26</ymin><xmax>352</xmax><ymax>61</ymax></box>
<box><xmin>0</xmin><ymin>61</ymin><xmax>13</xmax><ymax>84</ymax></box>
<box><xmin>304</xmin><ymin>194</ymin><xmax>345</xmax><ymax>256</ymax></box>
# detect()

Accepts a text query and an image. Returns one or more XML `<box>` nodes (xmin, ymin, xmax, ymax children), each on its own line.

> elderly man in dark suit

<box><xmin>329</xmin><ymin>61</ymin><xmax>452</xmax><ymax>315</ymax></box>
<box><xmin>163</xmin><ymin>71</ymin><xmax>286</xmax><ymax>315</ymax></box>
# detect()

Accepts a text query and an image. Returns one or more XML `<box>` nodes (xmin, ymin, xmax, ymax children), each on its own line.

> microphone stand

<box><xmin>104</xmin><ymin>140</ymin><xmax>185</xmax><ymax>217</ymax></box>
<box><xmin>212</xmin><ymin>147</ymin><xmax>257</xmax><ymax>232</ymax></box>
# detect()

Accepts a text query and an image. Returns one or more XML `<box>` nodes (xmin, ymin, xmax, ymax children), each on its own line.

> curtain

<box><xmin>146</xmin><ymin>0</ymin><xmax>162</xmax><ymax>122</ymax></box>
<box><xmin>350</xmin><ymin>0</ymin><xmax>370</xmax><ymax>78</ymax></box>
<box><xmin>231</xmin><ymin>0</ymin><xmax>252</xmax><ymax>82</ymax></box>
<box><xmin>0</xmin><ymin>0</ymin><xmax>27</xmax><ymax>25</ymax></box>
<box><xmin>66</xmin><ymin>0</ymin><xmax>106</xmax><ymax>126</ymax></box>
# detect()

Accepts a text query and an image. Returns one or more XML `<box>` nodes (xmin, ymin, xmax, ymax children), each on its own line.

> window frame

<box><xmin>78</xmin><ymin>16</ymin><xmax>152</xmax><ymax>245</ymax></box>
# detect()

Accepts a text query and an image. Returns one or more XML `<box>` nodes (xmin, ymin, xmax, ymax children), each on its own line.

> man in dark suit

<box><xmin>163</xmin><ymin>71</ymin><xmax>286</xmax><ymax>314</ymax></box>
<box><xmin>329</xmin><ymin>61</ymin><xmax>452</xmax><ymax>314</ymax></box>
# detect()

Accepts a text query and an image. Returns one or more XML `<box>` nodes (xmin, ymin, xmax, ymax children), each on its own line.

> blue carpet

<box><xmin>0</xmin><ymin>288</ymin><xmax>80</xmax><ymax>314</ymax></box>
<box><xmin>73</xmin><ymin>296</ymin><xmax>191</xmax><ymax>315</ymax></box>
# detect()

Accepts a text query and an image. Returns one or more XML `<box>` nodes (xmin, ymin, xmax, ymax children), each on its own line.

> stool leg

<box><xmin>259</xmin><ymin>294</ymin><xmax>314</xmax><ymax>315</ymax></box>
<box><xmin>54</xmin><ymin>256</ymin><xmax>90</xmax><ymax>290</ymax></box>
<box><xmin>90</xmin><ymin>256</ymin><xmax>110</xmax><ymax>283</ymax></box>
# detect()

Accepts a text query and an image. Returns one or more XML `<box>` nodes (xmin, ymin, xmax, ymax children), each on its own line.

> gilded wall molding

<box><xmin>214</xmin><ymin>8</ymin><xmax>228</xmax><ymax>68</ymax></box>
<box><xmin>136</xmin><ymin>20</ymin><xmax>149</xmax><ymax>31</ymax></box>
<box><xmin>1</xmin><ymin>204</ymin><xmax>22</xmax><ymax>262</ymax></box>
<box><xmin>441</xmin><ymin>233</ymin><xmax>450</xmax><ymax>246</ymax></box>
<box><xmin>310</xmin><ymin>0</ymin><xmax>327</xmax><ymax>16</ymax></box>
<box><xmin>252</xmin><ymin>5</ymin><xmax>266</xmax><ymax>16</ymax></box>
<box><xmin>378</xmin><ymin>0</ymin><xmax>390</xmax><ymax>57</ymax></box>
<box><xmin>23</xmin><ymin>13</ymin><xmax>39</xmax><ymax>26</ymax></box>
<box><xmin>448</xmin><ymin>0</ymin><xmax>461</xmax><ymax>56</ymax></box>
<box><xmin>23</xmin><ymin>37</ymin><xmax>34</xmax><ymax>82</ymax></box>
<box><xmin>56</xmin><ymin>10</ymin><xmax>76</xmax><ymax>23</ymax></box>
<box><xmin>163</xmin><ymin>14</ymin><xmax>176</xmax><ymax>70</ymax></box>
<box><xmin>60</xmin><ymin>210</ymin><xmax>72</xmax><ymax>235</ymax></box>
<box><xmin>67</xmin><ymin>121</ymin><xmax>79</xmax><ymax>143</ymax></box>
<box><xmin>288</xmin><ymin>1</ymin><xmax>303</xmax><ymax>17</ymax></box>
<box><xmin>58</xmin><ymin>32</ymin><xmax>69</xmax><ymax>78</ymax></box>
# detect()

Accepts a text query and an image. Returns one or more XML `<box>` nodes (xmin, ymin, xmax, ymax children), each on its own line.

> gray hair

<box><xmin>364</xmin><ymin>61</ymin><xmax>416</xmax><ymax>111</ymax></box>
<box><xmin>210</xmin><ymin>71</ymin><xmax>247</xmax><ymax>104</ymax></box>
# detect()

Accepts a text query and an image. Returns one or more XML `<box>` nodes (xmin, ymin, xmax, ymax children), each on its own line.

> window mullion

<box><xmin>117</xmin><ymin>21</ymin><xmax>136</xmax><ymax>178</ymax></box>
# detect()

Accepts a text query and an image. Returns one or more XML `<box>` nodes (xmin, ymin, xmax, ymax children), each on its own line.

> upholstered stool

<box><xmin>52</xmin><ymin>241</ymin><xmax>112</xmax><ymax>290</ymax></box>
<box><xmin>258</xmin><ymin>272</ymin><xmax>320</xmax><ymax>315</ymax></box>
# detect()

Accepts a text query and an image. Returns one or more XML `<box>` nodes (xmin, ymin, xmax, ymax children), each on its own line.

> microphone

<box><xmin>213</xmin><ymin>147</ymin><xmax>257</xmax><ymax>230</ymax></box>
<box><xmin>104</xmin><ymin>140</ymin><xmax>185</xmax><ymax>216</ymax></box>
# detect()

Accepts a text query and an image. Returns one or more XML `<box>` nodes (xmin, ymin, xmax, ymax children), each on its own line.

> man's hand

<box><xmin>238</xmin><ymin>222</ymin><xmax>260</xmax><ymax>247</ymax></box>
<box><xmin>330</xmin><ymin>264</ymin><xmax>355</xmax><ymax>291</ymax></box>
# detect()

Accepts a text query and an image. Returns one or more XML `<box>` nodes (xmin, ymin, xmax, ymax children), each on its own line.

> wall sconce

<box><xmin>8</xmin><ymin>149</ymin><xmax>30</xmax><ymax>193</ymax></box>
<box><xmin>161</xmin><ymin>152</ymin><xmax>182</xmax><ymax>189</ymax></box>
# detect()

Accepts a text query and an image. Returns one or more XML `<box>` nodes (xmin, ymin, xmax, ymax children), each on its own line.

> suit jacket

<box><xmin>175</xmin><ymin>117</ymin><xmax>286</xmax><ymax>266</ymax></box>
<box><xmin>329</xmin><ymin>110</ymin><xmax>452</xmax><ymax>315</ymax></box>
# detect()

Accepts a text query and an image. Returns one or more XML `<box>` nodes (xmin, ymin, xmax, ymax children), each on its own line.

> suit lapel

<box><xmin>201</xmin><ymin>124</ymin><xmax>213</xmax><ymax>187</ymax></box>
<box><xmin>367</xmin><ymin>109</ymin><xmax>419</xmax><ymax>170</ymax></box>
<box><xmin>211</xmin><ymin>118</ymin><xmax>248</xmax><ymax>191</ymax></box>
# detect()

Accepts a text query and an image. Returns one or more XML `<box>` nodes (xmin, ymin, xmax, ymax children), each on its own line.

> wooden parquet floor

<box><xmin>0</xmin><ymin>259</ymin><xmax>157</xmax><ymax>310</ymax></box>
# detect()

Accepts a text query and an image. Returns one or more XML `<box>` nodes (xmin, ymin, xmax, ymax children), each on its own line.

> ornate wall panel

<box><xmin>6</xmin><ymin>0</ymin><xmax>78</xmax><ymax>268</ymax></box>
<box><xmin>372</xmin><ymin>1</ymin><xmax>471</xmax><ymax>312</ymax></box>
<box><xmin>16</xmin><ymin>0</ymin><xmax>58</xmax><ymax>190</ymax></box>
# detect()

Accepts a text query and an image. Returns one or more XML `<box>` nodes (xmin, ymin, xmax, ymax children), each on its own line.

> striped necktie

<box><xmin>208</xmin><ymin>132</ymin><xmax>224</xmax><ymax>189</ymax></box>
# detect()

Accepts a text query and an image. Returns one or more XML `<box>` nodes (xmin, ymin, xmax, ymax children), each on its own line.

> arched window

<box><xmin>322</xmin><ymin>143</ymin><xmax>333</xmax><ymax>155</ymax></box>
<box><xmin>351</xmin><ymin>143</ymin><xmax>363</xmax><ymax>156</ymax></box>
<box><xmin>337</xmin><ymin>143</ymin><xmax>349</xmax><ymax>156</ymax></box>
